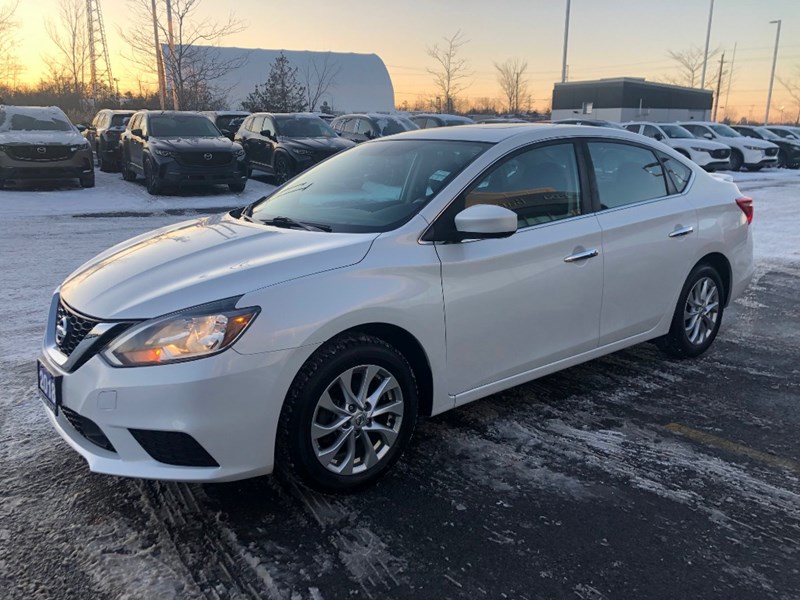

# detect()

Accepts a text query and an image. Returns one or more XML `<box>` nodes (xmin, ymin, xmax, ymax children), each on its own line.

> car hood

<box><xmin>281</xmin><ymin>136</ymin><xmax>355</xmax><ymax>152</ymax></box>
<box><xmin>725</xmin><ymin>136</ymin><xmax>777</xmax><ymax>149</ymax></box>
<box><xmin>670</xmin><ymin>137</ymin><xmax>729</xmax><ymax>151</ymax></box>
<box><xmin>149</xmin><ymin>136</ymin><xmax>238</xmax><ymax>151</ymax></box>
<box><xmin>0</xmin><ymin>130</ymin><xmax>84</xmax><ymax>145</ymax></box>
<box><xmin>59</xmin><ymin>212</ymin><xmax>378</xmax><ymax>319</ymax></box>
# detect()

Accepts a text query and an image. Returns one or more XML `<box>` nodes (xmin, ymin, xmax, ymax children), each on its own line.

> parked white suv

<box><xmin>680</xmin><ymin>121</ymin><xmax>778</xmax><ymax>171</ymax></box>
<box><xmin>624</xmin><ymin>122</ymin><xmax>731</xmax><ymax>171</ymax></box>
<box><xmin>38</xmin><ymin>125</ymin><xmax>754</xmax><ymax>491</ymax></box>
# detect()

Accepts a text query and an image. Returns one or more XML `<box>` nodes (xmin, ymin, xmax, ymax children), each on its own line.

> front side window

<box><xmin>588</xmin><ymin>141</ymin><xmax>668</xmax><ymax>209</ymax></box>
<box><xmin>624</xmin><ymin>124</ymin><xmax>641</xmax><ymax>133</ymax></box>
<box><xmin>683</xmin><ymin>124</ymin><xmax>710</xmax><ymax>138</ymax></box>
<box><xmin>643</xmin><ymin>125</ymin><xmax>662</xmax><ymax>139</ymax></box>
<box><xmin>660</xmin><ymin>124</ymin><xmax>695</xmax><ymax>139</ymax></box>
<box><xmin>275</xmin><ymin>115</ymin><xmax>337</xmax><ymax>138</ymax></box>
<box><xmin>462</xmin><ymin>142</ymin><xmax>583</xmax><ymax>229</ymax></box>
<box><xmin>709</xmin><ymin>124</ymin><xmax>741</xmax><ymax>138</ymax></box>
<box><xmin>249</xmin><ymin>140</ymin><xmax>490</xmax><ymax>233</ymax></box>
<box><xmin>149</xmin><ymin>115</ymin><xmax>221</xmax><ymax>137</ymax></box>
<box><xmin>355</xmin><ymin>119</ymin><xmax>373</xmax><ymax>135</ymax></box>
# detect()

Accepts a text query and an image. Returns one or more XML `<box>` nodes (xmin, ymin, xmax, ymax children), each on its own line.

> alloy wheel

<box><xmin>311</xmin><ymin>364</ymin><xmax>404</xmax><ymax>476</ymax></box>
<box><xmin>684</xmin><ymin>277</ymin><xmax>720</xmax><ymax>345</ymax></box>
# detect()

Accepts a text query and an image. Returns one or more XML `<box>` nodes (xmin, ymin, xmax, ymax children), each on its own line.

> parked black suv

<box><xmin>0</xmin><ymin>105</ymin><xmax>94</xmax><ymax>188</ymax></box>
<box><xmin>234</xmin><ymin>112</ymin><xmax>355</xmax><ymax>184</ymax></box>
<box><xmin>329</xmin><ymin>113</ymin><xmax>418</xmax><ymax>143</ymax></box>
<box><xmin>409</xmin><ymin>113</ymin><xmax>474</xmax><ymax>129</ymax></box>
<box><xmin>81</xmin><ymin>109</ymin><xmax>135</xmax><ymax>172</ymax></box>
<box><xmin>733</xmin><ymin>125</ymin><xmax>800</xmax><ymax>169</ymax></box>
<box><xmin>120</xmin><ymin>111</ymin><xmax>248</xmax><ymax>195</ymax></box>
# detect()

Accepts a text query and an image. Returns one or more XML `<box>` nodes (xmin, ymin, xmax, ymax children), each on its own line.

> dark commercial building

<box><xmin>552</xmin><ymin>77</ymin><xmax>712</xmax><ymax>123</ymax></box>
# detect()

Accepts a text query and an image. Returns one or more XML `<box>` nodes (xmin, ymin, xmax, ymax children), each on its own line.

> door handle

<box><xmin>563</xmin><ymin>249</ymin><xmax>599</xmax><ymax>263</ymax></box>
<box><xmin>669</xmin><ymin>226</ymin><xmax>694</xmax><ymax>238</ymax></box>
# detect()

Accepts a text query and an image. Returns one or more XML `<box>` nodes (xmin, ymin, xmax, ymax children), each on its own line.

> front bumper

<box><xmin>38</xmin><ymin>340</ymin><xmax>299</xmax><ymax>482</ymax></box>
<box><xmin>0</xmin><ymin>153</ymin><xmax>93</xmax><ymax>181</ymax></box>
<box><xmin>742</xmin><ymin>148</ymin><xmax>778</xmax><ymax>168</ymax></box>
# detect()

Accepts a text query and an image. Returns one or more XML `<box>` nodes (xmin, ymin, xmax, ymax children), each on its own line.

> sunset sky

<box><xmin>6</xmin><ymin>0</ymin><xmax>800</xmax><ymax>121</ymax></box>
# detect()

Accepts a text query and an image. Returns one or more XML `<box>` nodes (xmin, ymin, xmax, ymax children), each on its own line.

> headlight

<box><xmin>153</xmin><ymin>148</ymin><xmax>177</xmax><ymax>157</ymax></box>
<box><xmin>70</xmin><ymin>142</ymin><xmax>90</xmax><ymax>152</ymax></box>
<box><xmin>102</xmin><ymin>300</ymin><xmax>259</xmax><ymax>367</ymax></box>
<box><xmin>744</xmin><ymin>145</ymin><xmax>761</xmax><ymax>151</ymax></box>
<box><xmin>293</xmin><ymin>148</ymin><xmax>314</xmax><ymax>157</ymax></box>
<box><xmin>690</xmin><ymin>146</ymin><xmax>708</xmax><ymax>152</ymax></box>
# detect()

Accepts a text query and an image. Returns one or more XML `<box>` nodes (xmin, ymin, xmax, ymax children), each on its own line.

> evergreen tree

<box><xmin>241</xmin><ymin>52</ymin><xmax>306</xmax><ymax>112</ymax></box>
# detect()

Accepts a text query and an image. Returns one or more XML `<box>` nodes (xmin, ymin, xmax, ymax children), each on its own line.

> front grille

<box><xmin>55</xmin><ymin>301</ymin><xmax>101</xmax><ymax>357</ymax></box>
<box><xmin>61</xmin><ymin>406</ymin><xmax>116</xmax><ymax>452</ymax></box>
<box><xmin>130</xmin><ymin>429</ymin><xmax>219</xmax><ymax>467</ymax></box>
<box><xmin>6</xmin><ymin>145</ymin><xmax>75</xmax><ymax>161</ymax></box>
<box><xmin>176</xmin><ymin>152</ymin><xmax>233</xmax><ymax>167</ymax></box>
<box><xmin>710</xmin><ymin>148</ymin><xmax>730</xmax><ymax>159</ymax></box>
<box><xmin>765</xmin><ymin>147</ymin><xmax>778</xmax><ymax>157</ymax></box>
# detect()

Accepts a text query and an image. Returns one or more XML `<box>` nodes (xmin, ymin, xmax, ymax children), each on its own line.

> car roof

<box><xmin>376</xmin><ymin>123</ymin><xmax>649</xmax><ymax>144</ymax></box>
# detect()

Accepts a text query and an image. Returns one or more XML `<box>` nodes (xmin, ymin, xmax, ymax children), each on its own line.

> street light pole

<box><xmin>561</xmin><ymin>0</ymin><xmax>571</xmax><ymax>83</ymax></box>
<box><xmin>765</xmin><ymin>19</ymin><xmax>781</xmax><ymax>125</ymax></box>
<box><xmin>700</xmin><ymin>0</ymin><xmax>714</xmax><ymax>88</ymax></box>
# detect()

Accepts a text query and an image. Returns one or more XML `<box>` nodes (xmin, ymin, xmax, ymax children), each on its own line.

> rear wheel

<box><xmin>657</xmin><ymin>264</ymin><xmax>724</xmax><ymax>359</ymax></box>
<box><xmin>729</xmin><ymin>150</ymin><xmax>743</xmax><ymax>171</ymax></box>
<box><xmin>278</xmin><ymin>334</ymin><xmax>418</xmax><ymax>492</ymax></box>
<box><xmin>144</xmin><ymin>159</ymin><xmax>161</xmax><ymax>195</ymax></box>
<box><xmin>121</xmin><ymin>156</ymin><xmax>137</xmax><ymax>181</ymax></box>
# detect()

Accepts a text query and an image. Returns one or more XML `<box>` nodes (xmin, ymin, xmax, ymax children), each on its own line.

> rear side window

<box><xmin>588</xmin><ymin>142</ymin><xmax>667</xmax><ymax>209</ymax></box>
<box><xmin>660</xmin><ymin>155</ymin><xmax>692</xmax><ymax>193</ymax></box>
<box><xmin>463</xmin><ymin>142</ymin><xmax>583</xmax><ymax>228</ymax></box>
<box><xmin>624</xmin><ymin>124</ymin><xmax>640</xmax><ymax>133</ymax></box>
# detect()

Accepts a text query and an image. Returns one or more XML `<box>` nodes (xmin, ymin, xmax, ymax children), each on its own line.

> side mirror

<box><xmin>131</xmin><ymin>128</ymin><xmax>143</xmax><ymax>138</ymax></box>
<box><xmin>703</xmin><ymin>132</ymin><xmax>713</xmax><ymax>140</ymax></box>
<box><xmin>365</xmin><ymin>130</ymin><xmax>375</xmax><ymax>140</ymax></box>
<box><xmin>654</xmin><ymin>133</ymin><xmax>664</xmax><ymax>141</ymax></box>
<box><xmin>76</xmin><ymin>124</ymin><xmax>87</xmax><ymax>133</ymax></box>
<box><xmin>453</xmin><ymin>204</ymin><xmax>518</xmax><ymax>240</ymax></box>
<box><xmin>260</xmin><ymin>129</ymin><xmax>275</xmax><ymax>140</ymax></box>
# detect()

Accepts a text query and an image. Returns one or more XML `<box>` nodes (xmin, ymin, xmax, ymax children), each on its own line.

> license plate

<box><xmin>37</xmin><ymin>360</ymin><xmax>61</xmax><ymax>416</ymax></box>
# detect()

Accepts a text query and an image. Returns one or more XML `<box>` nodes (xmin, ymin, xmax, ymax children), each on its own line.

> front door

<box><xmin>433</xmin><ymin>141</ymin><xmax>603</xmax><ymax>398</ymax></box>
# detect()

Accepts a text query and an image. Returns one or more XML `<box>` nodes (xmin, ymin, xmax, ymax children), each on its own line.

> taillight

<box><xmin>736</xmin><ymin>196</ymin><xmax>753</xmax><ymax>224</ymax></box>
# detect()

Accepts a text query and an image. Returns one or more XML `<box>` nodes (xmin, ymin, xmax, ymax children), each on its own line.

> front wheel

<box><xmin>657</xmin><ymin>265</ymin><xmax>724</xmax><ymax>359</ymax></box>
<box><xmin>777</xmin><ymin>150</ymin><xmax>787</xmax><ymax>169</ymax></box>
<box><xmin>79</xmin><ymin>172</ymin><xmax>95</xmax><ymax>188</ymax></box>
<box><xmin>228</xmin><ymin>180</ymin><xmax>246</xmax><ymax>193</ymax></box>
<box><xmin>144</xmin><ymin>159</ymin><xmax>161</xmax><ymax>195</ymax></box>
<box><xmin>729</xmin><ymin>150</ymin><xmax>743</xmax><ymax>172</ymax></box>
<box><xmin>278</xmin><ymin>334</ymin><xmax>418</xmax><ymax>492</ymax></box>
<box><xmin>273</xmin><ymin>154</ymin><xmax>294</xmax><ymax>185</ymax></box>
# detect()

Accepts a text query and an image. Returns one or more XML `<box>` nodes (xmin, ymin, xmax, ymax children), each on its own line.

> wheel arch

<box><xmin>326</xmin><ymin>323</ymin><xmax>435</xmax><ymax>417</ymax></box>
<box><xmin>694</xmin><ymin>252</ymin><xmax>732</xmax><ymax>306</ymax></box>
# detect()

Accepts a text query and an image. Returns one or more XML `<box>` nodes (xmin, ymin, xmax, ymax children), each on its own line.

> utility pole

<box><xmin>713</xmin><ymin>52</ymin><xmax>725</xmax><ymax>121</ymax></box>
<box><xmin>723</xmin><ymin>42</ymin><xmax>737</xmax><ymax>120</ymax></box>
<box><xmin>700</xmin><ymin>0</ymin><xmax>714</xmax><ymax>88</ymax></box>
<box><xmin>165</xmin><ymin>0</ymin><xmax>180</xmax><ymax>110</ymax></box>
<box><xmin>765</xmin><ymin>19</ymin><xmax>781</xmax><ymax>125</ymax></box>
<box><xmin>561</xmin><ymin>0</ymin><xmax>571</xmax><ymax>83</ymax></box>
<box><xmin>151</xmin><ymin>0</ymin><xmax>166</xmax><ymax>110</ymax></box>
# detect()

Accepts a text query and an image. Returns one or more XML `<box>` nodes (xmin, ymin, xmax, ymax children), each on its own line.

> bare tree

<box><xmin>426</xmin><ymin>30</ymin><xmax>472</xmax><ymax>113</ymax></box>
<box><xmin>494</xmin><ymin>58</ymin><xmax>529</xmax><ymax>114</ymax></box>
<box><xmin>44</xmin><ymin>0</ymin><xmax>90</xmax><ymax>98</ymax></box>
<box><xmin>0</xmin><ymin>1</ymin><xmax>21</xmax><ymax>89</ymax></box>
<box><xmin>301</xmin><ymin>53</ymin><xmax>341</xmax><ymax>112</ymax></box>
<box><xmin>663</xmin><ymin>46</ymin><xmax>721</xmax><ymax>89</ymax></box>
<box><xmin>778</xmin><ymin>68</ymin><xmax>800</xmax><ymax>125</ymax></box>
<box><xmin>119</xmin><ymin>0</ymin><xmax>247</xmax><ymax>109</ymax></box>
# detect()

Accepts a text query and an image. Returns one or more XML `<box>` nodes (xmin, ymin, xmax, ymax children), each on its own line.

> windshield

<box><xmin>0</xmin><ymin>109</ymin><xmax>72</xmax><ymax>132</ymax></box>
<box><xmin>660</xmin><ymin>124</ymin><xmax>695</xmax><ymax>139</ymax></box>
<box><xmin>275</xmin><ymin>115</ymin><xmax>337</xmax><ymax>138</ymax></box>
<box><xmin>150</xmin><ymin>115</ymin><xmax>221</xmax><ymax>137</ymax></box>
<box><xmin>374</xmin><ymin>115</ymin><xmax>418</xmax><ymax>136</ymax></box>
<box><xmin>110</xmin><ymin>114</ymin><xmax>133</xmax><ymax>127</ymax></box>
<box><xmin>250</xmin><ymin>139</ymin><xmax>490</xmax><ymax>233</ymax></box>
<box><xmin>751</xmin><ymin>127</ymin><xmax>779</xmax><ymax>140</ymax></box>
<box><xmin>709</xmin><ymin>124</ymin><xmax>741</xmax><ymax>138</ymax></box>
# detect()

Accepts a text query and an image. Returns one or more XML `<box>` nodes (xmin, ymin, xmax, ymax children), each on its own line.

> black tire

<box><xmin>777</xmin><ymin>149</ymin><xmax>787</xmax><ymax>169</ymax></box>
<box><xmin>144</xmin><ymin>158</ymin><xmax>161</xmax><ymax>195</ymax></box>
<box><xmin>121</xmin><ymin>156</ymin><xmax>137</xmax><ymax>181</ymax></box>
<box><xmin>745</xmin><ymin>165</ymin><xmax>763</xmax><ymax>172</ymax></box>
<box><xmin>228</xmin><ymin>180</ymin><xmax>246</xmax><ymax>193</ymax></box>
<box><xmin>656</xmin><ymin>264</ymin><xmax>725</xmax><ymax>359</ymax></box>
<box><xmin>79</xmin><ymin>172</ymin><xmax>95</xmax><ymax>188</ymax></box>
<box><xmin>278</xmin><ymin>333</ymin><xmax>419</xmax><ymax>492</ymax></box>
<box><xmin>273</xmin><ymin>154</ymin><xmax>294</xmax><ymax>185</ymax></box>
<box><xmin>99</xmin><ymin>151</ymin><xmax>114</xmax><ymax>172</ymax></box>
<box><xmin>729</xmin><ymin>150</ymin><xmax>743</xmax><ymax>171</ymax></box>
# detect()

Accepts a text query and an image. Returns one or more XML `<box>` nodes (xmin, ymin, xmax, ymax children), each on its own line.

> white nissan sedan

<box><xmin>38</xmin><ymin>125</ymin><xmax>754</xmax><ymax>491</ymax></box>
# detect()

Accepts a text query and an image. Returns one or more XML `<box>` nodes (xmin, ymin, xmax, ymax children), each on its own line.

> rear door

<box><xmin>434</xmin><ymin>141</ymin><xmax>604</xmax><ymax>399</ymax></box>
<box><xmin>586</xmin><ymin>140</ymin><xmax>699</xmax><ymax>345</ymax></box>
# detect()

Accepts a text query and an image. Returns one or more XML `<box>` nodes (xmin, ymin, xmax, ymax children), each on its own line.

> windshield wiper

<box><xmin>261</xmin><ymin>216</ymin><xmax>332</xmax><ymax>232</ymax></box>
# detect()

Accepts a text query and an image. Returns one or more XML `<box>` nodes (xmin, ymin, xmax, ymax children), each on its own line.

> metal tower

<box><xmin>86</xmin><ymin>0</ymin><xmax>114</xmax><ymax>100</ymax></box>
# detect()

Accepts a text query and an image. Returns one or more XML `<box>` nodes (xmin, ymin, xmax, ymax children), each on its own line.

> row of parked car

<box><xmin>3</xmin><ymin>103</ymin><xmax>798</xmax><ymax>192</ymax></box>
<box><xmin>554</xmin><ymin>117</ymin><xmax>800</xmax><ymax>171</ymax></box>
